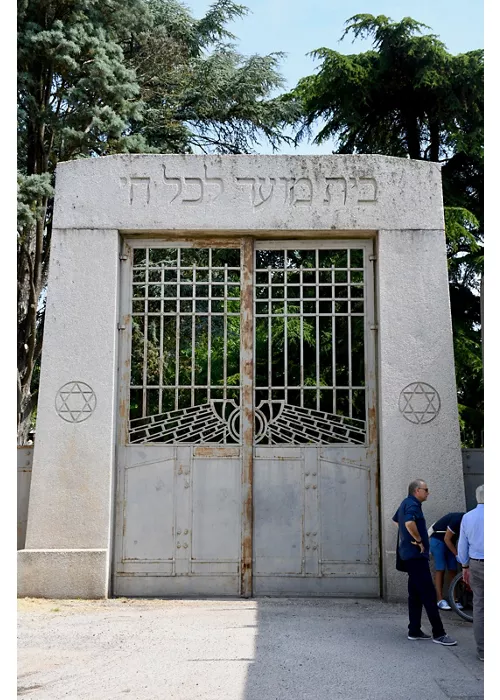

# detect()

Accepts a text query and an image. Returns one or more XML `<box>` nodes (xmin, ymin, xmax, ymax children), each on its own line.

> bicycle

<box><xmin>448</xmin><ymin>571</ymin><xmax>473</xmax><ymax>622</ymax></box>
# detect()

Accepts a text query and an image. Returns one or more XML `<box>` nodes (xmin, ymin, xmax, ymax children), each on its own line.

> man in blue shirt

<box><xmin>393</xmin><ymin>479</ymin><xmax>457</xmax><ymax>645</ymax></box>
<box><xmin>457</xmin><ymin>484</ymin><xmax>484</xmax><ymax>661</ymax></box>
<box><xmin>429</xmin><ymin>511</ymin><xmax>465</xmax><ymax>609</ymax></box>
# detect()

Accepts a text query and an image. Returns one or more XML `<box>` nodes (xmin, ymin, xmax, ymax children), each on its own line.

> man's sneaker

<box><xmin>432</xmin><ymin>635</ymin><xmax>457</xmax><ymax>646</ymax></box>
<box><xmin>437</xmin><ymin>599</ymin><xmax>451</xmax><ymax>610</ymax></box>
<box><xmin>408</xmin><ymin>631</ymin><xmax>432</xmax><ymax>640</ymax></box>
<box><xmin>454</xmin><ymin>601</ymin><xmax>463</xmax><ymax>610</ymax></box>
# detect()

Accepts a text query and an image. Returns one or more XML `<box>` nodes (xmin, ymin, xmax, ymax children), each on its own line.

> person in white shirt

<box><xmin>457</xmin><ymin>484</ymin><xmax>484</xmax><ymax>661</ymax></box>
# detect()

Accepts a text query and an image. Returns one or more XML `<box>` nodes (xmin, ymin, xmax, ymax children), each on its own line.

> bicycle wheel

<box><xmin>448</xmin><ymin>572</ymin><xmax>473</xmax><ymax>622</ymax></box>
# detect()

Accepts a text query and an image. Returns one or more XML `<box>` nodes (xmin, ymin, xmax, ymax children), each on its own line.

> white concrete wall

<box><xmin>18</xmin><ymin>154</ymin><xmax>464</xmax><ymax>600</ymax></box>
<box><xmin>18</xmin><ymin>228</ymin><xmax>120</xmax><ymax>598</ymax></box>
<box><xmin>377</xmin><ymin>229</ymin><xmax>465</xmax><ymax>600</ymax></box>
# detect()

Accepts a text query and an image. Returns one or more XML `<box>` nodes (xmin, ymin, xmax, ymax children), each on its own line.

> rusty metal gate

<box><xmin>113</xmin><ymin>238</ymin><xmax>379</xmax><ymax>597</ymax></box>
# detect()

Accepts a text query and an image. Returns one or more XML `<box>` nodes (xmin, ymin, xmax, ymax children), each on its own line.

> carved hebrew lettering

<box><xmin>293</xmin><ymin>177</ymin><xmax>313</xmax><ymax>205</ymax></box>
<box><xmin>236</xmin><ymin>177</ymin><xmax>256</xmax><ymax>203</ymax></box>
<box><xmin>204</xmin><ymin>163</ymin><xmax>224</xmax><ymax>201</ymax></box>
<box><xmin>236</xmin><ymin>177</ymin><xmax>276</xmax><ymax>207</ymax></box>
<box><xmin>324</xmin><ymin>177</ymin><xmax>347</xmax><ymax>205</ymax></box>
<box><xmin>255</xmin><ymin>177</ymin><xmax>276</xmax><ymax>207</ymax></box>
<box><xmin>128</xmin><ymin>177</ymin><xmax>151</xmax><ymax>205</ymax></box>
<box><xmin>182</xmin><ymin>178</ymin><xmax>204</xmax><ymax>204</ymax></box>
<box><xmin>323</xmin><ymin>176</ymin><xmax>378</xmax><ymax>206</ymax></box>
<box><xmin>280</xmin><ymin>177</ymin><xmax>295</xmax><ymax>204</ymax></box>
<box><xmin>357</xmin><ymin>176</ymin><xmax>378</xmax><ymax>203</ymax></box>
<box><xmin>162</xmin><ymin>166</ymin><xmax>182</xmax><ymax>202</ymax></box>
<box><xmin>123</xmin><ymin>168</ymin><xmax>378</xmax><ymax>209</ymax></box>
<box><xmin>162</xmin><ymin>164</ymin><xmax>224</xmax><ymax>204</ymax></box>
<box><xmin>349</xmin><ymin>177</ymin><xmax>358</xmax><ymax>202</ymax></box>
<box><xmin>349</xmin><ymin>176</ymin><xmax>378</xmax><ymax>204</ymax></box>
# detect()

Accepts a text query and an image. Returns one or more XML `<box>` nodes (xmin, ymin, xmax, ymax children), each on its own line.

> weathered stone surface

<box><xmin>18</xmin><ymin>229</ymin><xmax>119</xmax><ymax>598</ymax></box>
<box><xmin>23</xmin><ymin>229</ymin><xmax>120</xmax><ymax>550</ymax></box>
<box><xmin>53</xmin><ymin>154</ymin><xmax>444</xmax><ymax>231</ymax></box>
<box><xmin>19</xmin><ymin>154</ymin><xmax>463</xmax><ymax>601</ymax></box>
<box><xmin>18</xmin><ymin>549</ymin><xmax>108</xmax><ymax>598</ymax></box>
<box><xmin>378</xmin><ymin>229</ymin><xmax>465</xmax><ymax>600</ymax></box>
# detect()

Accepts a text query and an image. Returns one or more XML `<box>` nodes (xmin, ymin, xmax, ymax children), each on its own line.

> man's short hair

<box><xmin>408</xmin><ymin>479</ymin><xmax>426</xmax><ymax>496</ymax></box>
<box><xmin>476</xmin><ymin>484</ymin><xmax>484</xmax><ymax>504</ymax></box>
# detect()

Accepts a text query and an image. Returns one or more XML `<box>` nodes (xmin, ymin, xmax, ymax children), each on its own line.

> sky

<box><xmin>186</xmin><ymin>0</ymin><xmax>484</xmax><ymax>154</ymax></box>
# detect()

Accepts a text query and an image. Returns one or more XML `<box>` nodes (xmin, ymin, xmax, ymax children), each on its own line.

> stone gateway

<box><xmin>18</xmin><ymin>154</ymin><xmax>465</xmax><ymax>600</ymax></box>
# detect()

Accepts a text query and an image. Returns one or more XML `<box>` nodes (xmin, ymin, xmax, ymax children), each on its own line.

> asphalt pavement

<box><xmin>17</xmin><ymin>597</ymin><xmax>485</xmax><ymax>700</ymax></box>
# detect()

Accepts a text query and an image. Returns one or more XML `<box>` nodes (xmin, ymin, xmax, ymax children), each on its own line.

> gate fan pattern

<box><xmin>129</xmin><ymin>400</ymin><xmax>366</xmax><ymax>445</ymax></box>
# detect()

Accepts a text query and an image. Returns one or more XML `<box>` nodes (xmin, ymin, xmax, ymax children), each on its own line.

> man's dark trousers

<box><xmin>406</xmin><ymin>558</ymin><xmax>446</xmax><ymax>638</ymax></box>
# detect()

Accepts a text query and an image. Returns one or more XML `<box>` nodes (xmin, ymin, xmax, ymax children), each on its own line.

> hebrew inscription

<box><xmin>162</xmin><ymin>163</ymin><xmax>224</xmax><ymax>204</ymax></box>
<box><xmin>120</xmin><ymin>177</ymin><xmax>151</xmax><ymax>205</ymax></box>
<box><xmin>124</xmin><ymin>166</ymin><xmax>379</xmax><ymax>208</ymax></box>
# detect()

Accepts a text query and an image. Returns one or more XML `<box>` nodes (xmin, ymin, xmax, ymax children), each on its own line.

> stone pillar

<box><xmin>377</xmin><ymin>229</ymin><xmax>465</xmax><ymax>601</ymax></box>
<box><xmin>18</xmin><ymin>228</ymin><xmax>120</xmax><ymax>598</ymax></box>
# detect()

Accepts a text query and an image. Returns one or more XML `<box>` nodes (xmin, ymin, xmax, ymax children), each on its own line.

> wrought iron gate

<box><xmin>113</xmin><ymin>238</ymin><xmax>379</xmax><ymax>597</ymax></box>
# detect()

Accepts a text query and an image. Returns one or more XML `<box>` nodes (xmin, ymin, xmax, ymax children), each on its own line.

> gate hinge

<box><xmin>370</xmin><ymin>324</ymin><xmax>378</xmax><ymax>331</ymax></box>
<box><xmin>119</xmin><ymin>254</ymin><xmax>128</xmax><ymax>261</ymax></box>
<box><xmin>369</xmin><ymin>254</ymin><xmax>377</xmax><ymax>262</ymax></box>
<box><xmin>117</xmin><ymin>323</ymin><xmax>126</xmax><ymax>331</ymax></box>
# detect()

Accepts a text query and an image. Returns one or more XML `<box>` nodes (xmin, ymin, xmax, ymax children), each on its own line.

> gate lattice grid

<box><xmin>254</xmin><ymin>245</ymin><xmax>366</xmax><ymax>445</ymax></box>
<box><xmin>129</xmin><ymin>247</ymin><xmax>242</xmax><ymax>444</ymax></box>
<box><xmin>126</xmin><ymin>243</ymin><xmax>368</xmax><ymax>447</ymax></box>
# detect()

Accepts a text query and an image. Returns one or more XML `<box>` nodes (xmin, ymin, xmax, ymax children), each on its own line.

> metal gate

<box><xmin>113</xmin><ymin>238</ymin><xmax>379</xmax><ymax>597</ymax></box>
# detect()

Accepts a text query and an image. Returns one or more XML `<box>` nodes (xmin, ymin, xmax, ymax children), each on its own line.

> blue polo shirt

<box><xmin>429</xmin><ymin>512</ymin><xmax>464</xmax><ymax>545</ymax></box>
<box><xmin>392</xmin><ymin>495</ymin><xmax>430</xmax><ymax>560</ymax></box>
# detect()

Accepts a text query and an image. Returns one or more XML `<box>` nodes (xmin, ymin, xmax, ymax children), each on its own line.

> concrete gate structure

<box><xmin>17</xmin><ymin>154</ymin><xmax>466</xmax><ymax>600</ymax></box>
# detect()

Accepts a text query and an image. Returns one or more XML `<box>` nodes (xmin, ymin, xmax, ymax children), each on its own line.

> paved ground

<box><xmin>18</xmin><ymin>597</ymin><xmax>484</xmax><ymax>700</ymax></box>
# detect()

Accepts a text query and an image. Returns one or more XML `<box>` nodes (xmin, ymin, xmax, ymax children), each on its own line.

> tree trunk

<box><xmin>404</xmin><ymin>114</ymin><xmax>421</xmax><ymax>159</ymax></box>
<box><xmin>18</xmin><ymin>378</ymin><xmax>36</xmax><ymax>445</ymax></box>
<box><xmin>429</xmin><ymin>121</ymin><xmax>440</xmax><ymax>162</ymax></box>
<box><xmin>17</xmin><ymin>196</ymin><xmax>49</xmax><ymax>444</ymax></box>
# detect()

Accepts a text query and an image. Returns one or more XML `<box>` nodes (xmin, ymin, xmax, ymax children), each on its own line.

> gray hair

<box><xmin>476</xmin><ymin>484</ymin><xmax>484</xmax><ymax>504</ymax></box>
<box><xmin>408</xmin><ymin>479</ymin><xmax>426</xmax><ymax>496</ymax></box>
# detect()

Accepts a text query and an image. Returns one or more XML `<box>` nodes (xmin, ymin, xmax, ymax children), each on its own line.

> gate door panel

<box><xmin>114</xmin><ymin>243</ymin><xmax>245</xmax><ymax>596</ymax></box>
<box><xmin>113</xmin><ymin>238</ymin><xmax>379</xmax><ymax>597</ymax></box>
<box><xmin>252</xmin><ymin>242</ymin><xmax>379</xmax><ymax>595</ymax></box>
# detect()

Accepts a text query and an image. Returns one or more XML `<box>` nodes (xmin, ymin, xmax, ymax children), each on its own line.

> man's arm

<box><xmin>456</xmin><ymin>519</ymin><xmax>470</xmax><ymax>584</ymax></box>
<box><xmin>404</xmin><ymin>520</ymin><xmax>425</xmax><ymax>554</ymax></box>
<box><xmin>444</xmin><ymin>527</ymin><xmax>458</xmax><ymax>557</ymax></box>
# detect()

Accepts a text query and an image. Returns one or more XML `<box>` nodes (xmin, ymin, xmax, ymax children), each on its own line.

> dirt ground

<box><xmin>18</xmin><ymin>597</ymin><xmax>485</xmax><ymax>700</ymax></box>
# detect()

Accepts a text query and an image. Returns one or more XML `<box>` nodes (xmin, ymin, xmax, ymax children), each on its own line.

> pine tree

<box><xmin>288</xmin><ymin>14</ymin><xmax>484</xmax><ymax>445</ymax></box>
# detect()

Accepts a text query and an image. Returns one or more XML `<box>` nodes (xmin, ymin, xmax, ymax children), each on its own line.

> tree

<box><xmin>17</xmin><ymin>0</ymin><xmax>150</xmax><ymax>443</ymax></box>
<box><xmin>124</xmin><ymin>0</ymin><xmax>298</xmax><ymax>154</ymax></box>
<box><xmin>17</xmin><ymin>0</ymin><xmax>298</xmax><ymax>443</ymax></box>
<box><xmin>287</xmin><ymin>14</ymin><xmax>484</xmax><ymax>446</ymax></box>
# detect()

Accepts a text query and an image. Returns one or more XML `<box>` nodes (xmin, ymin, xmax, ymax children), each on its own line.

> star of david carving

<box><xmin>55</xmin><ymin>381</ymin><xmax>97</xmax><ymax>423</ymax></box>
<box><xmin>398</xmin><ymin>382</ymin><xmax>441</xmax><ymax>425</ymax></box>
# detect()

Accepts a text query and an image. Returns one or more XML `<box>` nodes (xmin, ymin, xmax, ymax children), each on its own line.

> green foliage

<box><xmin>125</xmin><ymin>1</ymin><xmax>299</xmax><ymax>153</ymax></box>
<box><xmin>17</xmin><ymin>174</ymin><xmax>54</xmax><ymax>232</ymax></box>
<box><xmin>291</xmin><ymin>14</ymin><xmax>483</xmax><ymax>162</ymax></box>
<box><xmin>18</xmin><ymin>0</ymin><xmax>150</xmax><ymax>172</ymax></box>
<box><xmin>288</xmin><ymin>14</ymin><xmax>484</xmax><ymax>445</ymax></box>
<box><xmin>17</xmin><ymin>0</ymin><xmax>298</xmax><ymax>440</ymax></box>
